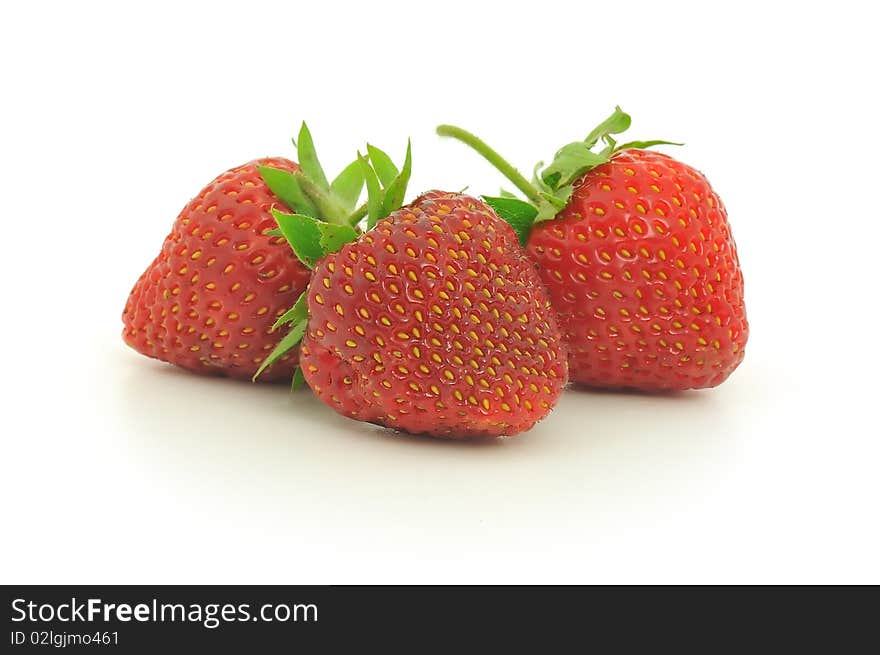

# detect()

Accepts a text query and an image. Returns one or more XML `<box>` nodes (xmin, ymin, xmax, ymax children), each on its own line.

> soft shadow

<box><xmin>108</xmin><ymin>350</ymin><xmax>751</xmax><ymax>535</ymax></box>
<box><xmin>567</xmin><ymin>382</ymin><xmax>710</xmax><ymax>402</ymax></box>
<box><xmin>114</xmin><ymin>357</ymin><xmax>531</xmax><ymax>461</ymax></box>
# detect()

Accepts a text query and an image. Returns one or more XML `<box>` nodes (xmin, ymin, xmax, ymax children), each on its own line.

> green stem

<box><xmin>436</xmin><ymin>124</ymin><xmax>543</xmax><ymax>205</ymax></box>
<box><xmin>294</xmin><ymin>172</ymin><xmax>349</xmax><ymax>225</ymax></box>
<box><xmin>345</xmin><ymin>202</ymin><xmax>368</xmax><ymax>228</ymax></box>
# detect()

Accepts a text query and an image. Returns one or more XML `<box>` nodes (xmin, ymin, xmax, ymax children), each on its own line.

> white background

<box><xmin>1</xmin><ymin>1</ymin><xmax>877</xmax><ymax>584</ymax></box>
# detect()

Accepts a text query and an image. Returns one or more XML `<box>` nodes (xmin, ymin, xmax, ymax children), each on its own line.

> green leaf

<box><xmin>532</xmin><ymin>183</ymin><xmax>574</xmax><ymax>224</ymax></box>
<box><xmin>535</xmin><ymin>202</ymin><xmax>561</xmax><ymax>223</ymax></box>
<box><xmin>264</xmin><ymin>227</ymin><xmax>283</xmax><ymax>237</ymax></box>
<box><xmin>616</xmin><ymin>139</ymin><xmax>684</xmax><ymax>151</ymax></box>
<box><xmin>366</xmin><ymin>144</ymin><xmax>399</xmax><ymax>187</ymax></box>
<box><xmin>598</xmin><ymin>134</ymin><xmax>617</xmax><ymax>158</ymax></box>
<box><xmin>539</xmin><ymin>191</ymin><xmax>567</xmax><ymax>211</ymax></box>
<box><xmin>330</xmin><ymin>158</ymin><xmax>365</xmax><ymax>210</ymax></box>
<box><xmin>316</xmin><ymin>222</ymin><xmax>358</xmax><ymax>254</ymax></box>
<box><xmin>499</xmin><ymin>188</ymin><xmax>518</xmax><ymax>199</ymax></box>
<box><xmin>551</xmin><ymin>185</ymin><xmax>574</xmax><ymax>209</ymax></box>
<box><xmin>532</xmin><ymin>161</ymin><xmax>553</xmax><ymax>195</ymax></box>
<box><xmin>271</xmin><ymin>290</ymin><xmax>308</xmax><ymax>332</ymax></box>
<box><xmin>295</xmin><ymin>122</ymin><xmax>330</xmax><ymax>191</ymax></box>
<box><xmin>358</xmin><ymin>154</ymin><xmax>384</xmax><ymax>230</ymax></box>
<box><xmin>382</xmin><ymin>140</ymin><xmax>412</xmax><ymax>216</ymax></box>
<box><xmin>258</xmin><ymin>166</ymin><xmax>319</xmax><ymax>217</ymax></box>
<box><xmin>482</xmin><ymin>196</ymin><xmax>539</xmax><ymax>247</ymax></box>
<box><xmin>541</xmin><ymin>142</ymin><xmax>609</xmax><ymax>189</ymax></box>
<box><xmin>291</xmin><ymin>366</ymin><xmax>307</xmax><ymax>392</ymax></box>
<box><xmin>583</xmin><ymin>106</ymin><xmax>632</xmax><ymax>149</ymax></box>
<box><xmin>271</xmin><ymin>209</ymin><xmax>324</xmax><ymax>268</ymax></box>
<box><xmin>252</xmin><ymin>319</ymin><xmax>307</xmax><ymax>381</ymax></box>
<box><xmin>271</xmin><ymin>210</ymin><xmax>356</xmax><ymax>267</ymax></box>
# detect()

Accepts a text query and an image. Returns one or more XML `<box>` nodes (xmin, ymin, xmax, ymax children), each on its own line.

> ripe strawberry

<box><xmin>263</xmin><ymin>185</ymin><xmax>569</xmax><ymax>438</ymax></box>
<box><xmin>122</xmin><ymin>124</ymin><xmax>373</xmax><ymax>381</ymax></box>
<box><xmin>438</xmin><ymin>108</ymin><xmax>748</xmax><ymax>390</ymax></box>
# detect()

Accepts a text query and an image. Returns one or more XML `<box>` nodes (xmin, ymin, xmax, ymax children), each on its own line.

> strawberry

<box><xmin>438</xmin><ymin>108</ymin><xmax>748</xmax><ymax>391</ymax></box>
<box><xmin>260</xmin><ymin>180</ymin><xmax>568</xmax><ymax>437</ymax></box>
<box><xmin>122</xmin><ymin>124</ymin><xmax>375</xmax><ymax>381</ymax></box>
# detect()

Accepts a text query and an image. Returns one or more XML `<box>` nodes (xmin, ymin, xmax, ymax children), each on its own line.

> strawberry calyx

<box><xmin>258</xmin><ymin>122</ymin><xmax>368</xmax><ymax>226</ymax></box>
<box><xmin>252</xmin><ymin>138</ymin><xmax>413</xmax><ymax>386</ymax></box>
<box><xmin>436</xmin><ymin>107</ymin><xmax>681</xmax><ymax>245</ymax></box>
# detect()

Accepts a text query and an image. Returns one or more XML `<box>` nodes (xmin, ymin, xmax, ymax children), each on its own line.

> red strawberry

<box><xmin>438</xmin><ymin>108</ymin><xmax>748</xmax><ymax>391</ymax></box>
<box><xmin>265</xmin><ymin>187</ymin><xmax>569</xmax><ymax>438</ymax></box>
<box><xmin>123</xmin><ymin>124</ymin><xmax>371</xmax><ymax>381</ymax></box>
